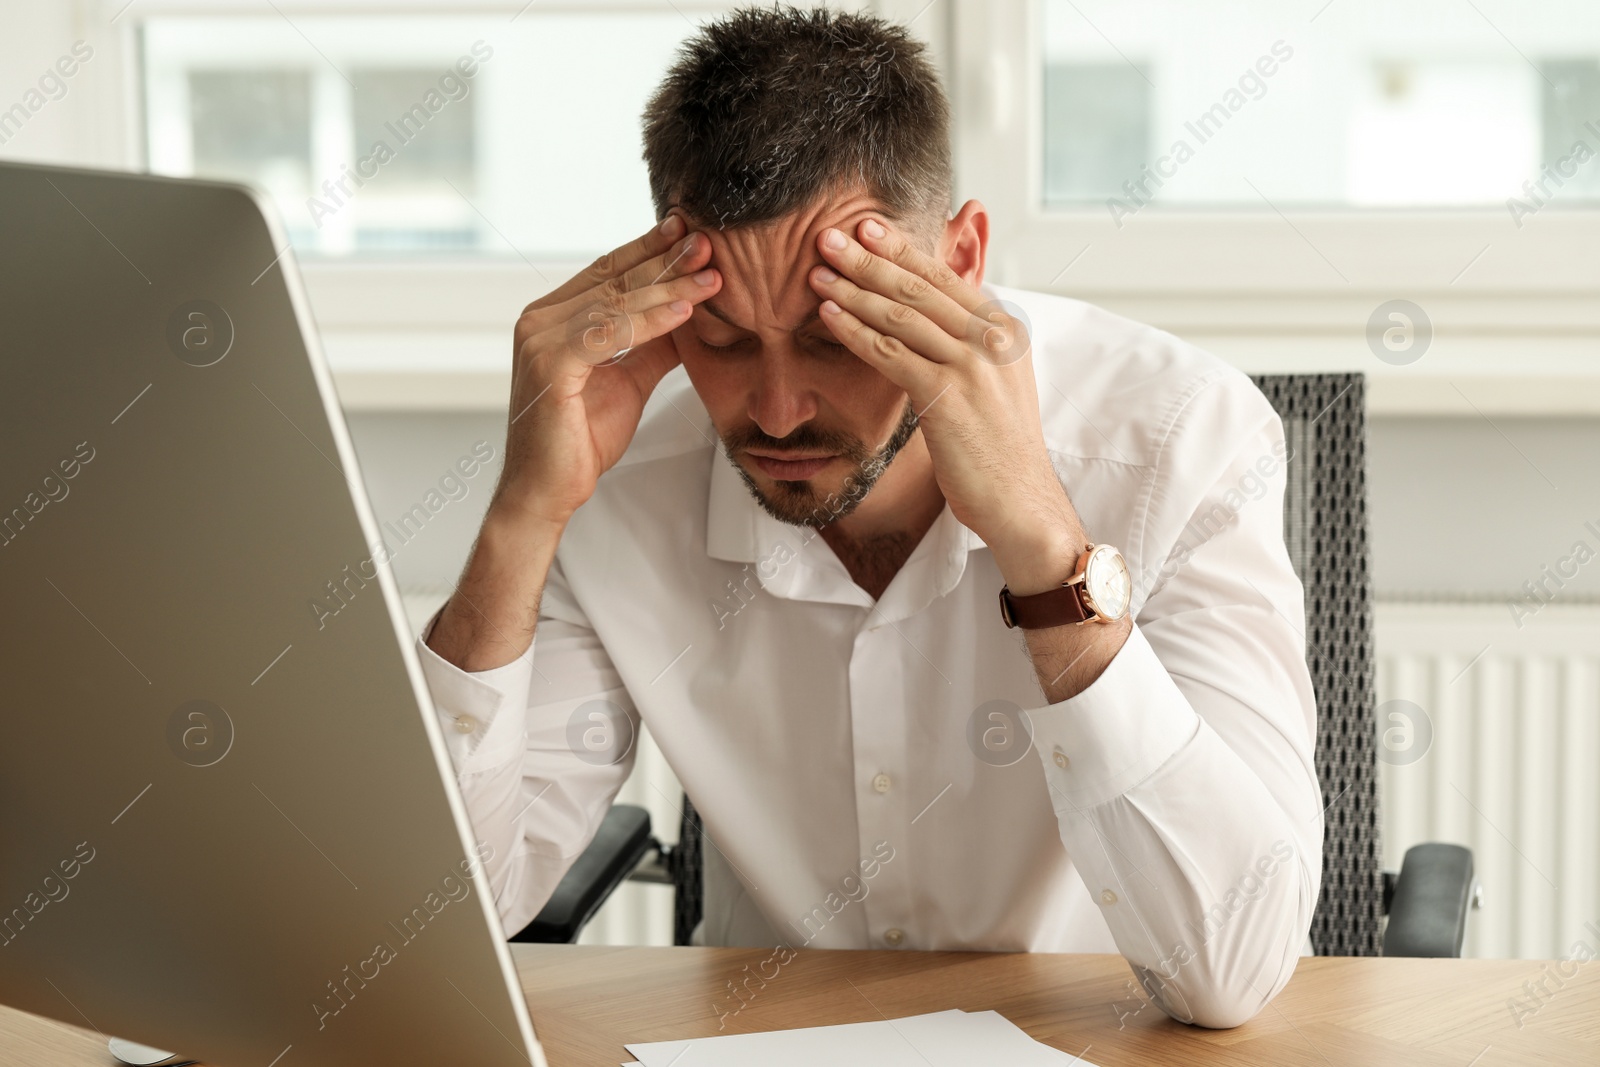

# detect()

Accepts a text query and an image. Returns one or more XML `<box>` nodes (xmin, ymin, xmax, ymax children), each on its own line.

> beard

<box><xmin>721</xmin><ymin>398</ymin><xmax>921</xmax><ymax>529</ymax></box>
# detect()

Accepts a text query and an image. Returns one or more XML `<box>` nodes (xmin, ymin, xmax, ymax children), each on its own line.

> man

<box><xmin>420</xmin><ymin>6</ymin><xmax>1321</xmax><ymax>1029</ymax></box>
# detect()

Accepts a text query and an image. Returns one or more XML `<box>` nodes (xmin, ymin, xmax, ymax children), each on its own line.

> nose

<box><xmin>747</xmin><ymin>342</ymin><xmax>818</xmax><ymax>440</ymax></box>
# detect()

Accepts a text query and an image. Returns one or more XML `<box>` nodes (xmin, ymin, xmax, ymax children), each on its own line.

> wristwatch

<box><xmin>998</xmin><ymin>543</ymin><xmax>1132</xmax><ymax>630</ymax></box>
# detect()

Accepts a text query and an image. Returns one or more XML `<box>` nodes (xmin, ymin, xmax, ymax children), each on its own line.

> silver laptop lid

<box><xmin>0</xmin><ymin>159</ymin><xmax>545</xmax><ymax>1067</ymax></box>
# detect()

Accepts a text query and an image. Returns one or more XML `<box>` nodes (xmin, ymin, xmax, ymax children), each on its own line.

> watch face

<box><xmin>1083</xmin><ymin>545</ymin><xmax>1132</xmax><ymax>620</ymax></box>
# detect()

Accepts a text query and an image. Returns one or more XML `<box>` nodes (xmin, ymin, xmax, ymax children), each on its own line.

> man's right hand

<box><xmin>492</xmin><ymin>214</ymin><xmax>721</xmax><ymax>528</ymax></box>
<box><xmin>426</xmin><ymin>215</ymin><xmax>718</xmax><ymax>673</ymax></box>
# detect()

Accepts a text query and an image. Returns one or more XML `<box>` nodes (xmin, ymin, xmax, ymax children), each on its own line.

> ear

<box><xmin>940</xmin><ymin>199</ymin><xmax>988</xmax><ymax>288</ymax></box>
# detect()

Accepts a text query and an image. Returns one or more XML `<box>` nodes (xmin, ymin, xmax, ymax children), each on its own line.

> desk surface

<box><xmin>5</xmin><ymin>946</ymin><xmax>1595</xmax><ymax>1066</ymax></box>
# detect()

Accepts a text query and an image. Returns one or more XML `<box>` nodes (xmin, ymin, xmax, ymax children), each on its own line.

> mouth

<box><xmin>745</xmin><ymin>450</ymin><xmax>839</xmax><ymax>481</ymax></box>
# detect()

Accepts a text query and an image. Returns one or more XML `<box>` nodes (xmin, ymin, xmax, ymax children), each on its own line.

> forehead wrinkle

<box><xmin>701</xmin><ymin>189</ymin><xmax>886</xmax><ymax>334</ymax></box>
<box><xmin>699</xmin><ymin>298</ymin><xmax>821</xmax><ymax>334</ymax></box>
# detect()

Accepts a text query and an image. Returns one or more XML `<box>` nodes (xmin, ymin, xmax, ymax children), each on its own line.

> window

<box><xmin>1036</xmin><ymin>0</ymin><xmax>1600</xmax><ymax>208</ymax></box>
<box><xmin>141</xmin><ymin>8</ymin><xmax>765</xmax><ymax>258</ymax></box>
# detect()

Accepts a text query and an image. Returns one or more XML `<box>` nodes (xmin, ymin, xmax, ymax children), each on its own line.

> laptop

<box><xmin>0</xmin><ymin>160</ymin><xmax>547</xmax><ymax>1067</ymax></box>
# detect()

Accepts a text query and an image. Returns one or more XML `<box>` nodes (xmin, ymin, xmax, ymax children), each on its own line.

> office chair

<box><xmin>511</xmin><ymin>373</ymin><xmax>1479</xmax><ymax>958</ymax></box>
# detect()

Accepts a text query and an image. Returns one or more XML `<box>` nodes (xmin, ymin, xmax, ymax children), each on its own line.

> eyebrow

<box><xmin>699</xmin><ymin>299</ymin><xmax>821</xmax><ymax>334</ymax></box>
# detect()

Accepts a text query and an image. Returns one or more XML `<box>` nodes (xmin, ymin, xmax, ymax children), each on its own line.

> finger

<box><xmin>842</xmin><ymin>218</ymin><xmax>1030</xmax><ymax>367</ymax></box>
<box><xmin>540</xmin><ymin>269</ymin><xmax>719</xmax><ymax>369</ymax></box>
<box><xmin>534</xmin><ymin>214</ymin><xmax>688</xmax><ymax>310</ymax></box>
<box><xmin>816</xmin><ymin>224</ymin><xmax>972</xmax><ymax>338</ymax></box>
<box><xmin>817</xmin><ymin>297</ymin><xmax>943</xmax><ymax>403</ymax></box>
<box><xmin>854</xmin><ymin>217</ymin><xmax>986</xmax><ymax>315</ymax></box>
<box><xmin>545</xmin><ymin>230</ymin><xmax>712</xmax><ymax>325</ymax></box>
<box><xmin>618</xmin><ymin>229</ymin><xmax>713</xmax><ymax>293</ymax></box>
<box><xmin>550</xmin><ymin>299</ymin><xmax>692</xmax><ymax>371</ymax></box>
<box><xmin>809</xmin><ymin>264</ymin><xmax>965</xmax><ymax>365</ymax></box>
<box><xmin>617</xmin><ymin>267</ymin><xmax>721</xmax><ymax>319</ymax></box>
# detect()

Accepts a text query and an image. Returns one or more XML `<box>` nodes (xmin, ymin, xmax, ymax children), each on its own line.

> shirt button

<box><xmin>871</xmin><ymin>773</ymin><xmax>892</xmax><ymax>794</ymax></box>
<box><xmin>1053</xmin><ymin>750</ymin><xmax>1069</xmax><ymax>769</ymax></box>
<box><xmin>1100</xmin><ymin>889</ymin><xmax>1118</xmax><ymax>905</ymax></box>
<box><xmin>883</xmin><ymin>927</ymin><xmax>905</xmax><ymax>946</ymax></box>
<box><xmin>453</xmin><ymin>714</ymin><xmax>477</xmax><ymax>734</ymax></box>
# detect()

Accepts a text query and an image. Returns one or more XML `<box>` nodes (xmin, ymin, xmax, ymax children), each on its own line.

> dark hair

<box><xmin>641</xmin><ymin>5</ymin><xmax>952</xmax><ymax>240</ymax></box>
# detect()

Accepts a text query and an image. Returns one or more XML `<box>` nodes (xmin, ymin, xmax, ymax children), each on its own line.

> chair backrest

<box><xmin>1251</xmin><ymin>373</ymin><xmax>1382</xmax><ymax>956</ymax></box>
<box><xmin>671</xmin><ymin>373</ymin><xmax>1382</xmax><ymax>956</ymax></box>
<box><xmin>670</xmin><ymin>801</ymin><xmax>704</xmax><ymax>946</ymax></box>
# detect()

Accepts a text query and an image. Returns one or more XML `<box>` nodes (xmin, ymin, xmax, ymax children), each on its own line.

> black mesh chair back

<box><xmin>670</xmin><ymin>801</ymin><xmax>705</xmax><ymax>947</ymax></box>
<box><xmin>1251</xmin><ymin>373</ymin><xmax>1381</xmax><ymax>955</ymax></box>
<box><xmin>671</xmin><ymin>373</ymin><xmax>1381</xmax><ymax>956</ymax></box>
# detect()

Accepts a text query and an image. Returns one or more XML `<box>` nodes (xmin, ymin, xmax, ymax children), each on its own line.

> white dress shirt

<box><xmin>416</xmin><ymin>282</ymin><xmax>1323</xmax><ymax>1028</ymax></box>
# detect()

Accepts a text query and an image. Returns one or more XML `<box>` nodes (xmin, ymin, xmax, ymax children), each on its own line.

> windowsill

<box><xmin>334</xmin><ymin>368</ymin><xmax>509</xmax><ymax>410</ymax></box>
<box><xmin>301</xmin><ymin>254</ymin><xmax>1600</xmax><ymax>417</ymax></box>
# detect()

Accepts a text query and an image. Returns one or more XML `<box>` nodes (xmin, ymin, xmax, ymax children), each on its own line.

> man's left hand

<box><xmin>810</xmin><ymin>217</ymin><xmax>1078</xmax><ymax>594</ymax></box>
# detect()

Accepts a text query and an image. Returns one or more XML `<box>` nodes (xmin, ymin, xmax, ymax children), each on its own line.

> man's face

<box><xmin>669</xmin><ymin>192</ymin><xmax>932</xmax><ymax>528</ymax></box>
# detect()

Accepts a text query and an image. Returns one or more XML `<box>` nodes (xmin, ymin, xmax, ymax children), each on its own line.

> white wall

<box><xmin>343</xmin><ymin>411</ymin><xmax>508</xmax><ymax>597</ymax></box>
<box><xmin>1370</xmin><ymin>416</ymin><xmax>1600</xmax><ymax>604</ymax></box>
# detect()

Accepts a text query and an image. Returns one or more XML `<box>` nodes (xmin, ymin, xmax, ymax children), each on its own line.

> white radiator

<box><xmin>403</xmin><ymin>592</ymin><xmax>1600</xmax><ymax>958</ymax></box>
<box><xmin>1376</xmin><ymin>600</ymin><xmax>1600</xmax><ymax>960</ymax></box>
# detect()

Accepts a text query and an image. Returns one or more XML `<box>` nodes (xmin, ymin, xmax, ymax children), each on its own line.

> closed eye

<box><xmin>696</xmin><ymin>334</ymin><xmax>848</xmax><ymax>353</ymax></box>
<box><xmin>696</xmin><ymin>334</ymin><xmax>751</xmax><ymax>353</ymax></box>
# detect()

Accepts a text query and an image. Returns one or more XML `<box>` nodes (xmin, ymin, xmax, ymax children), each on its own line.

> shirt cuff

<box><xmin>1029</xmin><ymin>623</ymin><xmax>1201</xmax><ymax>811</ymax></box>
<box><xmin>415</xmin><ymin>604</ymin><xmax>533</xmax><ymax>774</ymax></box>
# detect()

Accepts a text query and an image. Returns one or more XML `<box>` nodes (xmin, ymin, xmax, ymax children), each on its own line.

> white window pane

<box><xmin>188</xmin><ymin>70</ymin><xmax>313</xmax><ymax>194</ymax></box>
<box><xmin>1039</xmin><ymin>0</ymin><xmax>1600</xmax><ymax>207</ymax></box>
<box><xmin>1042</xmin><ymin>63</ymin><xmax>1150</xmax><ymax>204</ymax></box>
<box><xmin>350</xmin><ymin>68</ymin><xmax>477</xmax><ymax>192</ymax></box>
<box><xmin>142</xmin><ymin>11</ymin><xmax>725</xmax><ymax>258</ymax></box>
<box><xmin>476</xmin><ymin>11</ymin><xmax>695</xmax><ymax>260</ymax></box>
<box><xmin>1347</xmin><ymin>62</ymin><xmax>1537</xmax><ymax>205</ymax></box>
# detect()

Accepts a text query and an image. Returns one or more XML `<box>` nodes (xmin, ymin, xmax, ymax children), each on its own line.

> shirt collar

<box><xmin>705</xmin><ymin>440</ymin><xmax>985</xmax><ymax>617</ymax></box>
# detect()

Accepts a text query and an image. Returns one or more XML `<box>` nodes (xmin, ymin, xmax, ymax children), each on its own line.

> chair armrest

<box><xmin>508</xmin><ymin>804</ymin><xmax>655</xmax><ymax>944</ymax></box>
<box><xmin>1382</xmin><ymin>842</ymin><xmax>1475</xmax><ymax>958</ymax></box>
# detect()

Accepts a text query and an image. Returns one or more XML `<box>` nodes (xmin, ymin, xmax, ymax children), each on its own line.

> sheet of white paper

<box><xmin>625</xmin><ymin>1010</ymin><xmax>957</xmax><ymax>1067</ymax></box>
<box><xmin>906</xmin><ymin>1011</ymin><xmax>1093</xmax><ymax>1065</ymax></box>
<box><xmin>953</xmin><ymin>1010</ymin><xmax>1093</xmax><ymax>1062</ymax></box>
<box><xmin>624</xmin><ymin>1008</ymin><xmax>1098</xmax><ymax>1067</ymax></box>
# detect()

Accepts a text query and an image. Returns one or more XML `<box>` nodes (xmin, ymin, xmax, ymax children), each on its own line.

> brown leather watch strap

<box><xmin>997</xmin><ymin>579</ymin><xmax>1092</xmax><ymax>629</ymax></box>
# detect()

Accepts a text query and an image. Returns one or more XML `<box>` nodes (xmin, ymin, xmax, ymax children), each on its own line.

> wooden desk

<box><xmin>5</xmin><ymin>947</ymin><xmax>1595</xmax><ymax>1065</ymax></box>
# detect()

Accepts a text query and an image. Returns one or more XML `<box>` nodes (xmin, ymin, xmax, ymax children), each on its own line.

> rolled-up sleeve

<box><xmin>1028</xmin><ymin>371</ymin><xmax>1323</xmax><ymax>1028</ymax></box>
<box><xmin>413</xmin><ymin>553</ymin><xmax>640</xmax><ymax>937</ymax></box>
